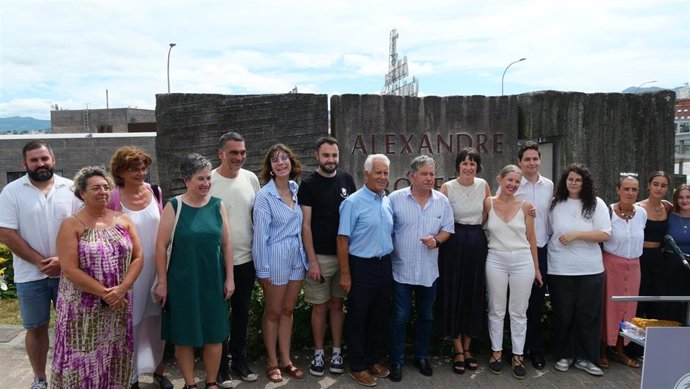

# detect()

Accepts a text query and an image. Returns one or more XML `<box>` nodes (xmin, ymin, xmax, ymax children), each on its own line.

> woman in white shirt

<box><xmin>599</xmin><ymin>173</ymin><xmax>645</xmax><ymax>369</ymax></box>
<box><xmin>548</xmin><ymin>163</ymin><xmax>611</xmax><ymax>377</ymax></box>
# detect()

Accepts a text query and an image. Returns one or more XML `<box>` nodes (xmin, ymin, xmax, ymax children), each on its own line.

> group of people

<box><xmin>1</xmin><ymin>135</ymin><xmax>689</xmax><ymax>388</ymax></box>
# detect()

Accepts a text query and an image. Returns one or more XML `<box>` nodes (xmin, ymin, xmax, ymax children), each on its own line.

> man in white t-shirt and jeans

<box><xmin>210</xmin><ymin>131</ymin><xmax>261</xmax><ymax>387</ymax></box>
<box><xmin>0</xmin><ymin>141</ymin><xmax>81</xmax><ymax>389</ymax></box>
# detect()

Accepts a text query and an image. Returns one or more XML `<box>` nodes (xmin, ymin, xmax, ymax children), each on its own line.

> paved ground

<box><xmin>0</xmin><ymin>325</ymin><xmax>641</xmax><ymax>388</ymax></box>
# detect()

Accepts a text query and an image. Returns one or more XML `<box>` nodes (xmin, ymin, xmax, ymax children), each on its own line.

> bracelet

<box><xmin>434</xmin><ymin>237</ymin><xmax>441</xmax><ymax>248</ymax></box>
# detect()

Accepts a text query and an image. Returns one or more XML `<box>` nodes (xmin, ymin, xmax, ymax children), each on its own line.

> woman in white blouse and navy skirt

<box><xmin>599</xmin><ymin>173</ymin><xmax>645</xmax><ymax>369</ymax></box>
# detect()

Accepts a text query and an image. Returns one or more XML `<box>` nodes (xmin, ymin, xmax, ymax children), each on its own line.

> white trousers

<box><xmin>486</xmin><ymin>248</ymin><xmax>535</xmax><ymax>355</ymax></box>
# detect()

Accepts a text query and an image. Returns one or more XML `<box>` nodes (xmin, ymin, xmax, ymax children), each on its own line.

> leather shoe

<box><xmin>414</xmin><ymin>358</ymin><xmax>433</xmax><ymax>377</ymax></box>
<box><xmin>349</xmin><ymin>369</ymin><xmax>376</xmax><ymax>387</ymax></box>
<box><xmin>530</xmin><ymin>352</ymin><xmax>545</xmax><ymax>370</ymax></box>
<box><xmin>368</xmin><ymin>363</ymin><xmax>390</xmax><ymax>378</ymax></box>
<box><xmin>389</xmin><ymin>363</ymin><xmax>403</xmax><ymax>382</ymax></box>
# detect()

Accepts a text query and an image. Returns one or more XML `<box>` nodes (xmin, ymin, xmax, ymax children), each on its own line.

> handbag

<box><xmin>151</xmin><ymin>195</ymin><xmax>182</xmax><ymax>303</ymax></box>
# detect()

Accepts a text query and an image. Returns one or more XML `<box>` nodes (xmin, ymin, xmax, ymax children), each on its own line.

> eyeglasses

<box><xmin>619</xmin><ymin>172</ymin><xmax>639</xmax><ymax>177</ymax></box>
<box><xmin>270</xmin><ymin>155</ymin><xmax>290</xmax><ymax>164</ymax></box>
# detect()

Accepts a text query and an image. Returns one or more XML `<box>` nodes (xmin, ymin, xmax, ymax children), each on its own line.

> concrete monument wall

<box><xmin>155</xmin><ymin>93</ymin><xmax>328</xmax><ymax>196</ymax></box>
<box><xmin>517</xmin><ymin>91</ymin><xmax>676</xmax><ymax>203</ymax></box>
<box><xmin>331</xmin><ymin>94</ymin><xmax>519</xmax><ymax>191</ymax></box>
<box><xmin>153</xmin><ymin>91</ymin><xmax>676</xmax><ymax>204</ymax></box>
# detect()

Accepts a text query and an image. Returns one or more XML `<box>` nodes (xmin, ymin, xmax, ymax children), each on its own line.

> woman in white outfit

<box><xmin>109</xmin><ymin>146</ymin><xmax>173</xmax><ymax>389</ymax></box>
<box><xmin>483</xmin><ymin>165</ymin><xmax>542</xmax><ymax>379</ymax></box>
<box><xmin>548</xmin><ymin>163</ymin><xmax>611</xmax><ymax>377</ymax></box>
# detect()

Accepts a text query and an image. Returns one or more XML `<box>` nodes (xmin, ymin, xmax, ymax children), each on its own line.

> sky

<box><xmin>1</xmin><ymin>0</ymin><xmax>688</xmax><ymax>120</ymax></box>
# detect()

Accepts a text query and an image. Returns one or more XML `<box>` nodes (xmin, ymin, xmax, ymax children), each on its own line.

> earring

<box><xmin>270</xmin><ymin>171</ymin><xmax>275</xmax><ymax>177</ymax></box>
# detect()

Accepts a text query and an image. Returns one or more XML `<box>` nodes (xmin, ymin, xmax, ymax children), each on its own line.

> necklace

<box><xmin>617</xmin><ymin>203</ymin><xmax>636</xmax><ymax>220</ymax></box>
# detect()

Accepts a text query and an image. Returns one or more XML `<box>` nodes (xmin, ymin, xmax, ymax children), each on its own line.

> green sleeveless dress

<box><xmin>161</xmin><ymin>196</ymin><xmax>229</xmax><ymax>347</ymax></box>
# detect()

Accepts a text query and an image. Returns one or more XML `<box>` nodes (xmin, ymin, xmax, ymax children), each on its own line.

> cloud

<box><xmin>0</xmin><ymin>0</ymin><xmax>687</xmax><ymax>119</ymax></box>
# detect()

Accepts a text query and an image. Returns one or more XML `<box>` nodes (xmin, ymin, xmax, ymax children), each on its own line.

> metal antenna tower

<box><xmin>381</xmin><ymin>29</ymin><xmax>418</xmax><ymax>96</ymax></box>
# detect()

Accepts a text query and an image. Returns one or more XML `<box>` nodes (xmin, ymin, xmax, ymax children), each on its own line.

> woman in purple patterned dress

<box><xmin>51</xmin><ymin>166</ymin><xmax>143</xmax><ymax>388</ymax></box>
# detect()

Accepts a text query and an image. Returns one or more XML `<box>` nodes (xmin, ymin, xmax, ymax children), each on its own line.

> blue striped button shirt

<box><xmin>389</xmin><ymin>187</ymin><xmax>455</xmax><ymax>287</ymax></box>
<box><xmin>252</xmin><ymin>179</ymin><xmax>308</xmax><ymax>281</ymax></box>
<box><xmin>338</xmin><ymin>186</ymin><xmax>394</xmax><ymax>258</ymax></box>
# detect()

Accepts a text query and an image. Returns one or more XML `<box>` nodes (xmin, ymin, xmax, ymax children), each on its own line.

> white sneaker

<box><xmin>310</xmin><ymin>352</ymin><xmax>325</xmax><ymax>376</ymax></box>
<box><xmin>30</xmin><ymin>378</ymin><xmax>47</xmax><ymax>389</ymax></box>
<box><xmin>574</xmin><ymin>359</ymin><xmax>604</xmax><ymax>376</ymax></box>
<box><xmin>554</xmin><ymin>358</ymin><xmax>574</xmax><ymax>372</ymax></box>
<box><xmin>330</xmin><ymin>352</ymin><xmax>345</xmax><ymax>374</ymax></box>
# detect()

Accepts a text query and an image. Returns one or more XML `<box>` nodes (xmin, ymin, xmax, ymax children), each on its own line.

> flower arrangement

<box><xmin>0</xmin><ymin>244</ymin><xmax>15</xmax><ymax>298</ymax></box>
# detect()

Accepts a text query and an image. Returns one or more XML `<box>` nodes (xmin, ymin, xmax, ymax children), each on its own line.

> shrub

<box><xmin>0</xmin><ymin>243</ymin><xmax>16</xmax><ymax>299</ymax></box>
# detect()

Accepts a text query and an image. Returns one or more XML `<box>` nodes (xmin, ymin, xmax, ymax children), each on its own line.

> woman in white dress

<box><xmin>109</xmin><ymin>146</ymin><xmax>173</xmax><ymax>389</ymax></box>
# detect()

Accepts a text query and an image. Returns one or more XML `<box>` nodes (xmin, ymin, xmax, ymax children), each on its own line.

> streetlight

<box><xmin>635</xmin><ymin>80</ymin><xmax>657</xmax><ymax>94</ymax></box>
<box><xmin>501</xmin><ymin>57</ymin><xmax>526</xmax><ymax>96</ymax></box>
<box><xmin>167</xmin><ymin>43</ymin><xmax>176</xmax><ymax>93</ymax></box>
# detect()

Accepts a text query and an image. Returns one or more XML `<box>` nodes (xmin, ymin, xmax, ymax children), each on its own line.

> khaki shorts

<box><xmin>304</xmin><ymin>254</ymin><xmax>345</xmax><ymax>304</ymax></box>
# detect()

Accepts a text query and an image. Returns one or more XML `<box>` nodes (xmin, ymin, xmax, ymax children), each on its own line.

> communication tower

<box><xmin>381</xmin><ymin>29</ymin><xmax>418</xmax><ymax>96</ymax></box>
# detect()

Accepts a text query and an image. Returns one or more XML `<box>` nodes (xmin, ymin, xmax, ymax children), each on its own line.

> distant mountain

<box><xmin>621</xmin><ymin>86</ymin><xmax>665</xmax><ymax>94</ymax></box>
<box><xmin>0</xmin><ymin>117</ymin><xmax>51</xmax><ymax>133</ymax></box>
<box><xmin>621</xmin><ymin>85</ymin><xmax>689</xmax><ymax>96</ymax></box>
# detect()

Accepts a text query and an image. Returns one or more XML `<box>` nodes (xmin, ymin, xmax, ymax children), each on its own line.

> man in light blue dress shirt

<box><xmin>337</xmin><ymin>154</ymin><xmax>394</xmax><ymax>387</ymax></box>
<box><xmin>387</xmin><ymin>155</ymin><xmax>454</xmax><ymax>382</ymax></box>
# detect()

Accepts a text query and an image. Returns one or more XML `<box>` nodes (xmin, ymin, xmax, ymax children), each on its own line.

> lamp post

<box><xmin>167</xmin><ymin>43</ymin><xmax>176</xmax><ymax>93</ymax></box>
<box><xmin>501</xmin><ymin>57</ymin><xmax>526</xmax><ymax>96</ymax></box>
<box><xmin>635</xmin><ymin>80</ymin><xmax>657</xmax><ymax>94</ymax></box>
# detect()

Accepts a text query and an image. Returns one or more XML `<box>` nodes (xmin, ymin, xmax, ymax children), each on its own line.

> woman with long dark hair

<box><xmin>635</xmin><ymin>171</ymin><xmax>672</xmax><ymax>319</ymax></box>
<box><xmin>547</xmin><ymin>163</ymin><xmax>610</xmax><ymax>376</ymax></box>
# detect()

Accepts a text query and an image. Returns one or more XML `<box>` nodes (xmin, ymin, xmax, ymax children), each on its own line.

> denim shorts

<box><xmin>16</xmin><ymin>277</ymin><xmax>59</xmax><ymax>329</ymax></box>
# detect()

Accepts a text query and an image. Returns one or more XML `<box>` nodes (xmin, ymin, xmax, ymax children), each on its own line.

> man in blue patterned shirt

<box><xmin>387</xmin><ymin>155</ymin><xmax>454</xmax><ymax>382</ymax></box>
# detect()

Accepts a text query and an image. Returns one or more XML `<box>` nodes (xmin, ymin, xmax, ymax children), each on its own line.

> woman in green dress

<box><xmin>153</xmin><ymin>153</ymin><xmax>235</xmax><ymax>389</ymax></box>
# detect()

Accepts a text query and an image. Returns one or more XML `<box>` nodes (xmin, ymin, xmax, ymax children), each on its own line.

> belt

<box><xmin>350</xmin><ymin>254</ymin><xmax>391</xmax><ymax>261</ymax></box>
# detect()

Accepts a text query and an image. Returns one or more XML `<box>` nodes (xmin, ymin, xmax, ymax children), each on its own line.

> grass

<box><xmin>0</xmin><ymin>298</ymin><xmax>23</xmax><ymax>326</ymax></box>
<box><xmin>0</xmin><ymin>298</ymin><xmax>55</xmax><ymax>327</ymax></box>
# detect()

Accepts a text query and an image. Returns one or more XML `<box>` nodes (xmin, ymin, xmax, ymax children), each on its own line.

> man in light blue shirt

<box><xmin>387</xmin><ymin>155</ymin><xmax>454</xmax><ymax>382</ymax></box>
<box><xmin>337</xmin><ymin>154</ymin><xmax>394</xmax><ymax>387</ymax></box>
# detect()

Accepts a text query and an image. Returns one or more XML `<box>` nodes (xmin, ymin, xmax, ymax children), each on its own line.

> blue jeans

<box><xmin>389</xmin><ymin>280</ymin><xmax>437</xmax><ymax>364</ymax></box>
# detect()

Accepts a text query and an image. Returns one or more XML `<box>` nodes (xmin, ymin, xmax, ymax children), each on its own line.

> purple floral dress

<box><xmin>51</xmin><ymin>224</ymin><xmax>134</xmax><ymax>388</ymax></box>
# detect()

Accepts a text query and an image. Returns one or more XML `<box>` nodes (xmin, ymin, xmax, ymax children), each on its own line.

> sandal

<box><xmin>182</xmin><ymin>385</ymin><xmax>198</xmax><ymax>389</ymax></box>
<box><xmin>464</xmin><ymin>350</ymin><xmax>478</xmax><ymax>370</ymax></box>
<box><xmin>205</xmin><ymin>383</ymin><xmax>219</xmax><ymax>389</ymax></box>
<box><xmin>489</xmin><ymin>351</ymin><xmax>503</xmax><ymax>374</ymax></box>
<box><xmin>282</xmin><ymin>363</ymin><xmax>305</xmax><ymax>379</ymax></box>
<box><xmin>266</xmin><ymin>365</ymin><xmax>283</xmax><ymax>383</ymax></box>
<box><xmin>452</xmin><ymin>350</ymin><xmax>466</xmax><ymax>374</ymax></box>
<box><xmin>612</xmin><ymin>352</ymin><xmax>640</xmax><ymax>368</ymax></box>
<box><xmin>153</xmin><ymin>373</ymin><xmax>174</xmax><ymax>389</ymax></box>
<box><xmin>512</xmin><ymin>356</ymin><xmax>526</xmax><ymax>380</ymax></box>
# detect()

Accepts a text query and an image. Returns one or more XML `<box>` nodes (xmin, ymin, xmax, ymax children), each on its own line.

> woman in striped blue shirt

<box><xmin>253</xmin><ymin>143</ymin><xmax>309</xmax><ymax>383</ymax></box>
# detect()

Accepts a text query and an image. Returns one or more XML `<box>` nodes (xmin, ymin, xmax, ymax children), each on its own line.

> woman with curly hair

<box><xmin>253</xmin><ymin>144</ymin><xmax>309</xmax><ymax>383</ymax></box>
<box><xmin>108</xmin><ymin>146</ymin><xmax>173</xmax><ymax>389</ymax></box>
<box><xmin>547</xmin><ymin>163</ymin><xmax>611</xmax><ymax>376</ymax></box>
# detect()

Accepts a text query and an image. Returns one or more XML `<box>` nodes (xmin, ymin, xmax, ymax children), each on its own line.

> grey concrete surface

<box><xmin>0</xmin><ymin>325</ymin><xmax>641</xmax><ymax>389</ymax></box>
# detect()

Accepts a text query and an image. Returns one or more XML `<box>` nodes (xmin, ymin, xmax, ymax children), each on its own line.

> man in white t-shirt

<box><xmin>0</xmin><ymin>141</ymin><xmax>81</xmax><ymax>389</ymax></box>
<box><xmin>210</xmin><ymin>131</ymin><xmax>260</xmax><ymax>387</ymax></box>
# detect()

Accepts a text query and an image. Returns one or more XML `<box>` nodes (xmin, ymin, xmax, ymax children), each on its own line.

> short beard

<box><xmin>319</xmin><ymin>162</ymin><xmax>338</xmax><ymax>174</ymax></box>
<box><xmin>27</xmin><ymin>167</ymin><xmax>54</xmax><ymax>182</ymax></box>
